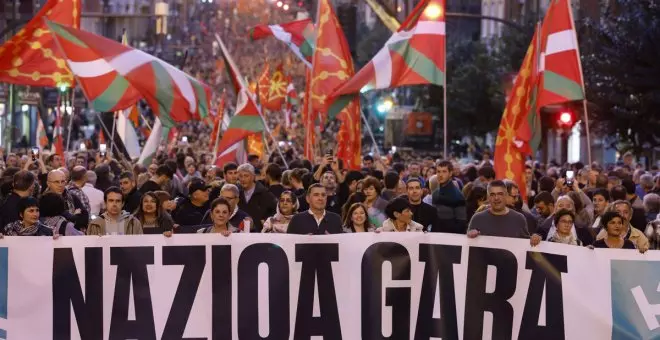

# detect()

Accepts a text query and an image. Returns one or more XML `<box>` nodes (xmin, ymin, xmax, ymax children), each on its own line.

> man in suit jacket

<box><xmin>288</xmin><ymin>183</ymin><xmax>343</xmax><ymax>234</ymax></box>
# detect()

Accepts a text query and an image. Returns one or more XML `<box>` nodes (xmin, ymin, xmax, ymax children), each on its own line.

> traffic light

<box><xmin>556</xmin><ymin>110</ymin><xmax>575</xmax><ymax>129</ymax></box>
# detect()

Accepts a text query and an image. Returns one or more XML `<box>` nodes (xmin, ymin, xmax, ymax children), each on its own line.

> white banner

<box><xmin>1</xmin><ymin>233</ymin><xmax>659</xmax><ymax>339</ymax></box>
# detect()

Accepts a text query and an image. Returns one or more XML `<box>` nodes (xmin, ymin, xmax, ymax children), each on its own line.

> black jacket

<box><xmin>0</xmin><ymin>192</ymin><xmax>22</xmax><ymax>229</ymax></box>
<box><xmin>124</xmin><ymin>188</ymin><xmax>142</xmax><ymax>215</ymax></box>
<box><xmin>409</xmin><ymin>202</ymin><xmax>439</xmax><ymax>232</ymax></box>
<box><xmin>268</xmin><ymin>184</ymin><xmax>286</xmax><ymax>199</ymax></box>
<box><xmin>239</xmin><ymin>182</ymin><xmax>277</xmax><ymax>232</ymax></box>
<box><xmin>294</xmin><ymin>188</ymin><xmax>308</xmax><ymax>211</ymax></box>
<box><xmin>139</xmin><ymin>180</ymin><xmax>162</xmax><ymax>194</ymax></box>
<box><xmin>287</xmin><ymin>210</ymin><xmax>343</xmax><ymax>235</ymax></box>
<box><xmin>172</xmin><ymin>198</ymin><xmax>211</xmax><ymax>230</ymax></box>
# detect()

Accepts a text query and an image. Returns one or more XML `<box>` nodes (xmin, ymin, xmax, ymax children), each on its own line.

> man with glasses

<box><xmin>220</xmin><ymin>183</ymin><xmax>252</xmax><ymax>231</ymax></box>
<box><xmin>467</xmin><ymin>180</ymin><xmax>529</xmax><ymax>239</ymax></box>
<box><xmin>504</xmin><ymin>180</ymin><xmax>539</xmax><ymax>235</ymax></box>
<box><xmin>45</xmin><ymin>169</ymin><xmax>89</xmax><ymax>230</ymax></box>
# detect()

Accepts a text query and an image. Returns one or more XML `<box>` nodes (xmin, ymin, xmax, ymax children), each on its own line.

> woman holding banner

<box><xmin>592</xmin><ymin>211</ymin><xmax>637</xmax><ymax>250</ymax></box>
<box><xmin>3</xmin><ymin>197</ymin><xmax>56</xmax><ymax>237</ymax></box>
<box><xmin>133</xmin><ymin>192</ymin><xmax>174</xmax><ymax>237</ymax></box>
<box><xmin>342</xmin><ymin>203</ymin><xmax>375</xmax><ymax>233</ymax></box>
<box><xmin>198</xmin><ymin>198</ymin><xmax>249</xmax><ymax>235</ymax></box>
<box><xmin>377</xmin><ymin>197</ymin><xmax>424</xmax><ymax>233</ymax></box>
<box><xmin>262</xmin><ymin>191</ymin><xmax>299</xmax><ymax>233</ymax></box>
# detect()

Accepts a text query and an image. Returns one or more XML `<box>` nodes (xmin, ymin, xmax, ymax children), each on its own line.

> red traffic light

<box><xmin>559</xmin><ymin>112</ymin><xmax>572</xmax><ymax>124</ymax></box>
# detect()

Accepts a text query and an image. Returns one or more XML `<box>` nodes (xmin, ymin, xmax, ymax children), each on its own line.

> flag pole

<box><xmin>361</xmin><ymin>109</ymin><xmax>382</xmax><ymax>157</ymax></box>
<box><xmin>305</xmin><ymin>0</ymin><xmax>322</xmax><ymax>161</ymax></box>
<box><xmin>442</xmin><ymin>54</ymin><xmax>448</xmax><ymax>159</ymax></box>
<box><xmin>257</xmin><ymin>111</ymin><xmax>289</xmax><ymax>169</ymax></box>
<box><xmin>568</xmin><ymin>2</ymin><xmax>592</xmax><ymax>166</ymax></box>
<box><xmin>109</xmin><ymin>111</ymin><xmax>118</xmax><ymax>156</ymax></box>
<box><xmin>94</xmin><ymin>112</ymin><xmax>122</xmax><ymax>156</ymax></box>
<box><xmin>65</xmin><ymin>89</ymin><xmax>77</xmax><ymax>152</ymax></box>
<box><xmin>212</xmin><ymin>117</ymin><xmax>222</xmax><ymax>160</ymax></box>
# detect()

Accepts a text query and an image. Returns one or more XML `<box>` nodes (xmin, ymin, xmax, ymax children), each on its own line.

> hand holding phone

<box><xmin>99</xmin><ymin>143</ymin><xmax>107</xmax><ymax>157</ymax></box>
<box><xmin>565</xmin><ymin>170</ymin><xmax>575</xmax><ymax>187</ymax></box>
<box><xmin>31</xmin><ymin>147</ymin><xmax>39</xmax><ymax>161</ymax></box>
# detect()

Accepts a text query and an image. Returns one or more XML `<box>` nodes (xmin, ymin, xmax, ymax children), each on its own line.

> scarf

<box><xmin>6</xmin><ymin>221</ymin><xmax>40</xmax><ymax>236</ymax></box>
<box><xmin>546</xmin><ymin>221</ymin><xmax>578</xmax><ymax>241</ymax></box>
<box><xmin>549</xmin><ymin>232</ymin><xmax>579</xmax><ymax>246</ymax></box>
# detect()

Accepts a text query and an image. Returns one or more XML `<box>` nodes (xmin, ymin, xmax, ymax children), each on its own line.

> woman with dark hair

<box><xmin>39</xmin><ymin>193</ymin><xmax>84</xmax><ymax>236</ymax></box>
<box><xmin>362</xmin><ymin>176</ymin><xmax>388</xmax><ymax>228</ymax></box>
<box><xmin>465</xmin><ymin>186</ymin><xmax>487</xmax><ymax>223</ymax></box>
<box><xmin>3</xmin><ymin>197</ymin><xmax>55</xmax><ymax>237</ymax></box>
<box><xmin>546</xmin><ymin>209</ymin><xmax>584</xmax><ymax>246</ymax></box>
<box><xmin>341</xmin><ymin>192</ymin><xmax>366</xmax><ymax>222</ymax></box>
<box><xmin>343</xmin><ymin>203</ymin><xmax>375</xmax><ymax>233</ymax></box>
<box><xmin>198</xmin><ymin>198</ymin><xmax>247</xmax><ymax>235</ymax></box>
<box><xmin>262</xmin><ymin>191</ymin><xmax>299</xmax><ymax>233</ymax></box>
<box><xmin>592</xmin><ymin>211</ymin><xmax>637</xmax><ymax>250</ymax></box>
<box><xmin>133</xmin><ymin>192</ymin><xmax>174</xmax><ymax>236</ymax></box>
<box><xmin>377</xmin><ymin>197</ymin><xmax>424</xmax><ymax>232</ymax></box>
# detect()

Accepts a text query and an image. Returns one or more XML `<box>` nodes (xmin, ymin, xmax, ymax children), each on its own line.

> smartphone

<box><xmin>566</xmin><ymin>170</ymin><xmax>574</xmax><ymax>187</ymax></box>
<box><xmin>31</xmin><ymin>147</ymin><xmax>39</xmax><ymax>161</ymax></box>
<box><xmin>99</xmin><ymin>143</ymin><xmax>107</xmax><ymax>157</ymax></box>
<box><xmin>79</xmin><ymin>143</ymin><xmax>86</xmax><ymax>151</ymax></box>
<box><xmin>182</xmin><ymin>136</ymin><xmax>188</xmax><ymax>143</ymax></box>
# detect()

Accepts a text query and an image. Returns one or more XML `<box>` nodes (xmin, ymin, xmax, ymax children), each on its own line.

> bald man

<box><xmin>46</xmin><ymin>169</ymin><xmax>90</xmax><ymax>230</ymax></box>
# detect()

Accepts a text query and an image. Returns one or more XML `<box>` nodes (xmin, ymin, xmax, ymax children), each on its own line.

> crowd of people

<box><xmin>0</xmin><ymin>139</ymin><xmax>659</xmax><ymax>256</ymax></box>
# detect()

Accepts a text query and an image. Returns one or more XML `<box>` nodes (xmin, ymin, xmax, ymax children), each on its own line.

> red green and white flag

<box><xmin>248</xmin><ymin>19</ymin><xmax>315</xmax><ymax>68</ymax></box>
<box><xmin>46</xmin><ymin>21</ymin><xmax>211</xmax><ymax>129</ymax></box>
<box><xmin>36</xmin><ymin>112</ymin><xmax>49</xmax><ymax>149</ymax></box>
<box><xmin>537</xmin><ymin>0</ymin><xmax>585</xmax><ymax>109</ymax></box>
<box><xmin>138</xmin><ymin>117</ymin><xmax>165</xmax><ymax>166</ymax></box>
<box><xmin>214</xmin><ymin>33</ymin><xmax>265</xmax><ymax>166</ymax></box>
<box><xmin>329</xmin><ymin>0</ymin><xmax>446</xmax><ymax>101</ymax></box>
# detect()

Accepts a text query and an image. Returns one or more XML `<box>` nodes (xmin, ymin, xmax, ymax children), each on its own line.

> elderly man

<box><xmin>220</xmin><ymin>183</ymin><xmax>252</xmax><ymax>231</ymax></box>
<box><xmin>82</xmin><ymin>170</ymin><xmax>104</xmax><ymax>216</ymax></box>
<box><xmin>237</xmin><ymin>163</ymin><xmax>276</xmax><ymax>232</ymax></box>
<box><xmin>46</xmin><ymin>169</ymin><xmax>89</xmax><ymax>230</ymax></box>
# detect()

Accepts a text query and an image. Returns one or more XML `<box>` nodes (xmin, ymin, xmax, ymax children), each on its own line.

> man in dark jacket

<box><xmin>431</xmin><ymin>160</ymin><xmax>467</xmax><ymax>234</ymax></box>
<box><xmin>504</xmin><ymin>180</ymin><xmax>539</xmax><ymax>235</ymax></box>
<box><xmin>237</xmin><ymin>163</ymin><xmax>276</xmax><ymax>232</ymax></box>
<box><xmin>45</xmin><ymin>169</ymin><xmax>89</xmax><ymax>230</ymax></box>
<box><xmin>172</xmin><ymin>179</ymin><xmax>211</xmax><ymax>232</ymax></box>
<box><xmin>406</xmin><ymin>178</ymin><xmax>439</xmax><ymax>232</ymax></box>
<box><xmin>0</xmin><ymin>170</ymin><xmax>36</xmax><ymax>230</ymax></box>
<box><xmin>288</xmin><ymin>184</ymin><xmax>342</xmax><ymax>234</ymax></box>
<box><xmin>119</xmin><ymin>171</ymin><xmax>142</xmax><ymax>214</ymax></box>
<box><xmin>265</xmin><ymin>163</ymin><xmax>285</xmax><ymax>198</ymax></box>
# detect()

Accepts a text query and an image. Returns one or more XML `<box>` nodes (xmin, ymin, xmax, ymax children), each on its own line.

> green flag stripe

<box><xmin>47</xmin><ymin>22</ymin><xmax>87</xmax><ymax>48</ymax></box>
<box><xmin>525</xmin><ymin>90</ymin><xmax>542</xmax><ymax>154</ymax></box>
<box><xmin>543</xmin><ymin>71</ymin><xmax>584</xmax><ymax>102</ymax></box>
<box><xmin>389</xmin><ymin>40</ymin><xmax>444</xmax><ymax>86</ymax></box>
<box><xmin>151</xmin><ymin>61</ymin><xmax>175</xmax><ymax>128</ymax></box>
<box><xmin>191</xmin><ymin>81</ymin><xmax>209</xmax><ymax>120</ymax></box>
<box><xmin>228</xmin><ymin>115</ymin><xmax>264</xmax><ymax>132</ymax></box>
<box><xmin>92</xmin><ymin>75</ymin><xmax>130</xmax><ymax>112</ymax></box>
<box><xmin>328</xmin><ymin>94</ymin><xmax>355</xmax><ymax>120</ymax></box>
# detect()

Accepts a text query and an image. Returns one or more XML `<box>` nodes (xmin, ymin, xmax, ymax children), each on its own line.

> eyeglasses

<box><xmin>280</xmin><ymin>198</ymin><xmax>293</xmax><ymax>203</ymax></box>
<box><xmin>222</xmin><ymin>196</ymin><xmax>237</xmax><ymax>200</ymax></box>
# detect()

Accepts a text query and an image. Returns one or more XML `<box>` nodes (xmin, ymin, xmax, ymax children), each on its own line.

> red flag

<box><xmin>311</xmin><ymin>0</ymin><xmax>362</xmax><ymax>169</ymax></box>
<box><xmin>262</xmin><ymin>65</ymin><xmax>287</xmax><ymax>111</ymax></box>
<box><xmin>0</xmin><ymin>0</ymin><xmax>80</xmax><ymax>87</ymax></box>
<box><xmin>257</xmin><ymin>63</ymin><xmax>271</xmax><ymax>107</ymax></box>
<box><xmin>494</xmin><ymin>27</ymin><xmax>540</xmax><ymax>200</ymax></box>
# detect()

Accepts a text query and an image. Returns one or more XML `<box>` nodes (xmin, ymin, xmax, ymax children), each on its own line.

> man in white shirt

<box><xmin>82</xmin><ymin>170</ymin><xmax>104</xmax><ymax>216</ymax></box>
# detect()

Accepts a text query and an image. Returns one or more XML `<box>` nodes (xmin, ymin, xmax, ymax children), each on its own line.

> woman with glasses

<box><xmin>545</xmin><ymin>209</ymin><xmax>585</xmax><ymax>246</ymax></box>
<box><xmin>133</xmin><ymin>192</ymin><xmax>174</xmax><ymax>236</ymax></box>
<box><xmin>262</xmin><ymin>191</ymin><xmax>299</xmax><ymax>233</ymax></box>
